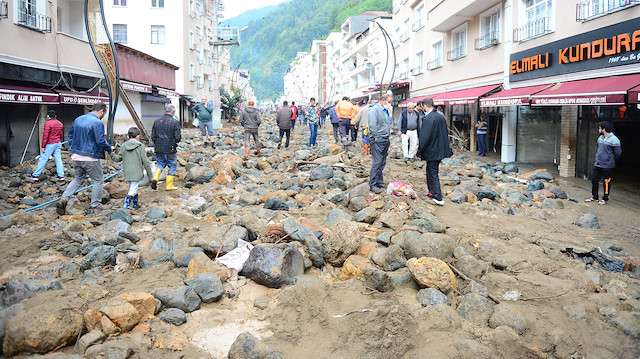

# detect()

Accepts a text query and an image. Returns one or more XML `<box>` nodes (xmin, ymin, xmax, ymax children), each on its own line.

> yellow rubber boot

<box><xmin>151</xmin><ymin>169</ymin><xmax>162</xmax><ymax>190</ymax></box>
<box><xmin>165</xmin><ymin>175</ymin><xmax>177</xmax><ymax>191</ymax></box>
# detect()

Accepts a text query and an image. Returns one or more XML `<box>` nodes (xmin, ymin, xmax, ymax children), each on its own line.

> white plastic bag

<box><xmin>386</xmin><ymin>182</ymin><xmax>416</xmax><ymax>199</ymax></box>
<box><xmin>215</xmin><ymin>239</ymin><xmax>254</xmax><ymax>272</ymax></box>
<box><xmin>193</xmin><ymin>117</ymin><xmax>200</xmax><ymax>127</ymax></box>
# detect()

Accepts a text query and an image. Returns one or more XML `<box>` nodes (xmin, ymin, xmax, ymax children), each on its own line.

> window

<box><xmin>476</xmin><ymin>9</ymin><xmax>500</xmax><ymax>50</ymax></box>
<box><xmin>151</xmin><ymin>25</ymin><xmax>165</xmax><ymax>44</ymax></box>
<box><xmin>189</xmin><ymin>0</ymin><xmax>195</xmax><ymax>17</ymax></box>
<box><xmin>401</xmin><ymin>18</ymin><xmax>410</xmax><ymax>42</ymax></box>
<box><xmin>151</xmin><ymin>0</ymin><xmax>164</xmax><ymax>8</ymax></box>
<box><xmin>394</xmin><ymin>27</ymin><xmax>401</xmax><ymax>48</ymax></box>
<box><xmin>17</xmin><ymin>0</ymin><xmax>51</xmax><ymax>32</ymax></box>
<box><xmin>189</xmin><ymin>30</ymin><xmax>195</xmax><ymax>49</ymax></box>
<box><xmin>577</xmin><ymin>0</ymin><xmax>637</xmax><ymax>21</ymax></box>
<box><xmin>515</xmin><ymin>0</ymin><xmax>552</xmax><ymax>41</ymax></box>
<box><xmin>413</xmin><ymin>4</ymin><xmax>424</xmax><ymax>31</ymax></box>
<box><xmin>429</xmin><ymin>41</ymin><xmax>442</xmax><ymax>70</ymax></box>
<box><xmin>113</xmin><ymin>0</ymin><xmax>126</xmax><ymax>6</ymax></box>
<box><xmin>208</xmin><ymin>79</ymin><xmax>213</xmax><ymax>91</ymax></box>
<box><xmin>207</xmin><ymin>55</ymin><xmax>213</xmax><ymax>66</ymax></box>
<box><xmin>56</xmin><ymin>7</ymin><xmax>61</xmax><ymax>31</ymax></box>
<box><xmin>113</xmin><ymin>24</ymin><xmax>127</xmax><ymax>44</ymax></box>
<box><xmin>196</xmin><ymin>1</ymin><xmax>203</xmax><ymax>15</ymax></box>
<box><xmin>449</xmin><ymin>25</ymin><xmax>466</xmax><ymax>61</ymax></box>
<box><xmin>189</xmin><ymin>63</ymin><xmax>195</xmax><ymax>81</ymax></box>
<box><xmin>196</xmin><ymin>26</ymin><xmax>203</xmax><ymax>39</ymax></box>
<box><xmin>197</xmin><ymin>50</ymin><xmax>203</xmax><ymax>64</ymax></box>
<box><xmin>401</xmin><ymin>58</ymin><xmax>409</xmax><ymax>79</ymax></box>
<box><xmin>197</xmin><ymin>76</ymin><xmax>203</xmax><ymax>89</ymax></box>
<box><xmin>412</xmin><ymin>51</ymin><xmax>424</xmax><ymax>75</ymax></box>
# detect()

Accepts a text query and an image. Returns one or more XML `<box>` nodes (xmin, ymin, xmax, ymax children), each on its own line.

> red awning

<box><xmin>398</xmin><ymin>95</ymin><xmax>433</xmax><ymax>107</ymax></box>
<box><xmin>629</xmin><ymin>84</ymin><xmax>640</xmax><ymax>104</ymax></box>
<box><xmin>432</xmin><ymin>84</ymin><xmax>501</xmax><ymax>106</ymax></box>
<box><xmin>531</xmin><ymin>74</ymin><xmax>640</xmax><ymax>106</ymax></box>
<box><xmin>0</xmin><ymin>85</ymin><xmax>59</xmax><ymax>104</ymax></box>
<box><xmin>480</xmin><ymin>84</ymin><xmax>553</xmax><ymax>107</ymax></box>
<box><xmin>57</xmin><ymin>91</ymin><xmax>109</xmax><ymax>105</ymax></box>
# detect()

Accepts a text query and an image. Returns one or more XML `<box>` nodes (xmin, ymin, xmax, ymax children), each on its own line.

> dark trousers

<box><xmin>477</xmin><ymin>133</ymin><xmax>487</xmax><ymax>156</ymax></box>
<box><xmin>351</xmin><ymin>124</ymin><xmax>358</xmax><ymax>142</ymax></box>
<box><xmin>278</xmin><ymin>129</ymin><xmax>290</xmax><ymax>148</ymax></box>
<box><xmin>591</xmin><ymin>166</ymin><xmax>613</xmax><ymax>201</ymax></box>
<box><xmin>338</xmin><ymin>118</ymin><xmax>350</xmax><ymax>145</ymax></box>
<box><xmin>290</xmin><ymin>120</ymin><xmax>296</xmax><ymax>131</ymax></box>
<box><xmin>426</xmin><ymin>160</ymin><xmax>443</xmax><ymax>201</ymax></box>
<box><xmin>332</xmin><ymin>123</ymin><xmax>340</xmax><ymax>142</ymax></box>
<box><xmin>369</xmin><ymin>137</ymin><xmax>390</xmax><ymax>188</ymax></box>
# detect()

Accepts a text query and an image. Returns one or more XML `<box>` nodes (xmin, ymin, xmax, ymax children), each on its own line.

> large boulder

<box><xmin>242</xmin><ymin>243</ymin><xmax>304</xmax><ymax>288</ymax></box>
<box><xmin>371</xmin><ymin>244</ymin><xmax>407</xmax><ymax>271</ymax></box>
<box><xmin>457</xmin><ymin>293</ymin><xmax>495</xmax><ymax>326</ymax></box>
<box><xmin>417</xmin><ymin>288</ymin><xmax>449</xmax><ymax>307</ymax></box>
<box><xmin>186</xmin><ymin>166</ymin><xmax>216</xmax><ymax>184</ymax></box>
<box><xmin>80</xmin><ymin>246</ymin><xmax>117</xmax><ymax>271</ymax></box>
<box><xmin>338</xmin><ymin>255</ymin><xmax>371</xmax><ymax>281</ymax></box>
<box><xmin>406</xmin><ymin>257</ymin><xmax>457</xmax><ymax>294</ymax></box>
<box><xmin>323</xmin><ymin>220</ymin><xmax>361</xmax><ymax>266</ymax></box>
<box><xmin>99</xmin><ymin>297</ymin><xmax>142</xmax><ymax>331</ymax></box>
<box><xmin>364</xmin><ymin>266</ymin><xmax>395</xmax><ymax>293</ymax></box>
<box><xmin>576</xmin><ymin>212</ymin><xmax>599</xmax><ymax>229</ymax></box>
<box><xmin>2</xmin><ymin>303</ymin><xmax>82</xmax><ymax>356</ymax></box>
<box><xmin>309</xmin><ymin>163</ymin><xmax>334</xmax><ymax>181</ymax></box>
<box><xmin>153</xmin><ymin>286</ymin><xmax>202</xmax><ymax>313</ymax></box>
<box><xmin>187</xmin><ymin>252</ymin><xmax>230</xmax><ymax>282</ymax></box>
<box><xmin>184</xmin><ymin>273</ymin><xmax>224</xmax><ymax>303</ymax></box>
<box><xmin>402</xmin><ymin>233</ymin><xmax>456</xmax><ymax>260</ymax></box>
<box><xmin>0</xmin><ymin>282</ymin><xmax>33</xmax><ymax>307</ymax></box>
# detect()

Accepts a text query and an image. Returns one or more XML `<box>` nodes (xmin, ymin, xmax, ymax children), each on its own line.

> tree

<box><xmin>220</xmin><ymin>87</ymin><xmax>245</xmax><ymax>119</ymax></box>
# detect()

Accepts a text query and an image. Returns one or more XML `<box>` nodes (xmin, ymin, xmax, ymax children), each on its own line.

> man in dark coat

<box><xmin>276</xmin><ymin>101</ymin><xmax>293</xmax><ymax>149</ymax></box>
<box><xmin>417</xmin><ymin>97</ymin><xmax>453</xmax><ymax>206</ymax></box>
<box><xmin>151</xmin><ymin>104</ymin><xmax>182</xmax><ymax>190</ymax></box>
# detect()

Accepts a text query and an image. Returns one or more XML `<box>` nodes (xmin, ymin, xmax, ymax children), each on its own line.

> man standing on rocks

<box><xmin>151</xmin><ymin>104</ymin><xmax>182</xmax><ymax>191</ymax></box>
<box><xmin>56</xmin><ymin>102</ymin><xmax>113</xmax><ymax>215</ymax></box>
<box><xmin>276</xmin><ymin>101</ymin><xmax>293</xmax><ymax>149</ymax></box>
<box><xmin>355</xmin><ymin>98</ymin><xmax>374</xmax><ymax>155</ymax></box>
<box><xmin>396</xmin><ymin>102</ymin><xmax>420</xmax><ymax>164</ymax></box>
<box><xmin>191</xmin><ymin>97</ymin><xmax>215</xmax><ymax>148</ymax></box>
<box><xmin>289</xmin><ymin>101</ymin><xmax>297</xmax><ymax>133</ymax></box>
<box><xmin>28</xmin><ymin>110</ymin><xmax>65</xmax><ymax>181</ymax></box>
<box><xmin>240</xmin><ymin>100</ymin><xmax>262</xmax><ymax>158</ymax></box>
<box><xmin>586</xmin><ymin>121</ymin><xmax>622</xmax><ymax>205</ymax></box>
<box><xmin>417</xmin><ymin>98</ymin><xmax>453</xmax><ymax>206</ymax></box>
<box><xmin>307</xmin><ymin>98</ymin><xmax>321</xmax><ymax>147</ymax></box>
<box><xmin>335</xmin><ymin>96</ymin><xmax>357</xmax><ymax>151</ymax></box>
<box><xmin>476</xmin><ymin>113</ymin><xmax>488</xmax><ymax>156</ymax></box>
<box><xmin>329</xmin><ymin>102</ymin><xmax>339</xmax><ymax>144</ymax></box>
<box><xmin>368</xmin><ymin>94</ymin><xmax>392</xmax><ymax>193</ymax></box>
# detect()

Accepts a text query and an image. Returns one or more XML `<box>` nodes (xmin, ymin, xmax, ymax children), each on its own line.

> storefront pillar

<box><xmin>501</xmin><ymin>105</ymin><xmax>517</xmax><ymax>163</ymax></box>
<box><xmin>559</xmin><ymin>106</ymin><xmax>578</xmax><ymax>177</ymax></box>
<box><xmin>38</xmin><ymin>105</ymin><xmax>47</xmax><ymax>148</ymax></box>
<box><xmin>469</xmin><ymin>103</ymin><xmax>477</xmax><ymax>153</ymax></box>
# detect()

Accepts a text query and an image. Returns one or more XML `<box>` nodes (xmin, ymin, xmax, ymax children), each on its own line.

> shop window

<box><xmin>448</xmin><ymin>25</ymin><xmax>467</xmax><ymax>61</ymax></box>
<box><xmin>516</xmin><ymin>106</ymin><xmax>562</xmax><ymax>168</ymax></box>
<box><xmin>514</xmin><ymin>0</ymin><xmax>552</xmax><ymax>42</ymax></box>
<box><xmin>151</xmin><ymin>25</ymin><xmax>165</xmax><ymax>44</ymax></box>
<box><xmin>151</xmin><ymin>0</ymin><xmax>164</xmax><ymax>8</ymax></box>
<box><xmin>429</xmin><ymin>41</ymin><xmax>442</xmax><ymax>70</ymax></box>
<box><xmin>476</xmin><ymin>9</ymin><xmax>500</xmax><ymax>50</ymax></box>
<box><xmin>113</xmin><ymin>24</ymin><xmax>127</xmax><ymax>43</ymax></box>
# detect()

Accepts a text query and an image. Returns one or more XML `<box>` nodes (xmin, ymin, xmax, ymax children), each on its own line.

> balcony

<box><xmin>447</xmin><ymin>46</ymin><xmax>466</xmax><ymax>61</ymax></box>
<box><xmin>412</xmin><ymin>20</ymin><xmax>424</xmax><ymax>32</ymax></box>
<box><xmin>393</xmin><ymin>40</ymin><xmax>400</xmax><ymax>48</ymax></box>
<box><xmin>474</xmin><ymin>31</ymin><xmax>500</xmax><ymax>50</ymax></box>
<box><xmin>410</xmin><ymin>66</ymin><xmax>423</xmax><ymax>76</ymax></box>
<box><xmin>427</xmin><ymin>59</ymin><xmax>442</xmax><ymax>70</ymax></box>
<box><xmin>400</xmin><ymin>32</ymin><xmax>409</xmax><ymax>42</ymax></box>
<box><xmin>17</xmin><ymin>8</ymin><xmax>51</xmax><ymax>32</ymax></box>
<box><xmin>576</xmin><ymin>0</ymin><xmax>639</xmax><ymax>21</ymax></box>
<box><xmin>428</xmin><ymin>0</ymin><xmax>498</xmax><ymax>32</ymax></box>
<box><xmin>1</xmin><ymin>1</ymin><xmax>8</xmax><ymax>19</ymax></box>
<box><xmin>513</xmin><ymin>17</ymin><xmax>551</xmax><ymax>43</ymax></box>
<box><xmin>398</xmin><ymin>71</ymin><xmax>409</xmax><ymax>80</ymax></box>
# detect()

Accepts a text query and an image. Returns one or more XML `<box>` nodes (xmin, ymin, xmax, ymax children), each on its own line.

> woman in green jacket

<box><xmin>110</xmin><ymin>127</ymin><xmax>153</xmax><ymax>210</ymax></box>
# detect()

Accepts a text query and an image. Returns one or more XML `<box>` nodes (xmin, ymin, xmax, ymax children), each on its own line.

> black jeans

<box><xmin>332</xmin><ymin>123</ymin><xmax>340</xmax><ymax>142</ymax></box>
<box><xmin>351</xmin><ymin>124</ymin><xmax>358</xmax><ymax>142</ymax></box>
<box><xmin>278</xmin><ymin>129</ymin><xmax>290</xmax><ymax>148</ymax></box>
<box><xmin>426</xmin><ymin>160</ymin><xmax>443</xmax><ymax>201</ymax></box>
<box><xmin>369</xmin><ymin>137</ymin><xmax>390</xmax><ymax>188</ymax></box>
<box><xmin>591</xmin><ymin>166</ymin><xmax>613</xmax><ymax>201</ymax></box>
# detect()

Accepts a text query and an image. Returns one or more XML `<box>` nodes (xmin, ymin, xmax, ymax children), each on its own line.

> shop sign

<box><xmin>531</xmin><ymin>94</ymin><xmax>624</xmax><ymax>106</ymax></box>
<box><xmin>510</xmin><ymin>17</ymin><xmax>640</xmax><ymax>82</ymax></box>
<box><xmin>59</xmin><ymin>93</ymin><xmax>108</xmax><ymax>105</ymax></box>
<box><xmin>157</xmin><ymin>88</ymin><xmax>180</xmax><ymax>97</ymax></box>
<box><xmin>0</xmin><ymin>88</ymin><xmax>58</xmax><ymax>104</ymax></box>
<box><xmin>392</xmin><ymin>93</ymin><xmax>407</xmax><ymax>105</ymax></box>
<box><xmin>121</xmin><ymin>80</ymin><xmax>152</xmax><ymax>93</ymax></box>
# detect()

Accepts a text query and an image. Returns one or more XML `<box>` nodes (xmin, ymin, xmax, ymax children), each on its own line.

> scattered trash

<box><xmin>502</xmin><ymin>290</ymin><xmax>522</xmax><ymax>302</ymax></box>
<box><xmin>386</xmin><ymin>182</ymin><xmax>416</xmax><ymax>199</ymax></box>
<box><xmin>563</xmin><ymin>247</ymin><xmax>626</xmax><ymax>272</ymax></box>
<box><xmin>216</xmin><ymin>239</ymin><xmax>254</xmax><ymax>272</ymax></box>
<box><xmin>331</xmin><ymin>308</ymin><xmax>373</xmax><ymax>318</ymax></box>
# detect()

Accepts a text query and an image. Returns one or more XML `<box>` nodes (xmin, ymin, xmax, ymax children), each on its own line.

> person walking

<box><xmin>276</xmin><ymin>101</ymin><xmax>293</xmax><ymax>149</ymax></box>
<box><xmin>476</xmin><ymin>113</ymin><xmax>488</xmax><ymax>156</ymax></box>
<box><xmin>191</xmin><ymin>97</ymin><xmax>215</xmax><ymax>148</ymax></box>
<box><xmin>350</xmin><ymin>102</ymin><xmax>360</xmax><ymax>143</ymax></box>
<box><xmin>355</xmin><ymin>99</ymin><xmax>374</xmax><ymax>155</ymax></box>
<box><xmin>368</xmin><ymin>94</ymin><xmax>392</xmax><ymax>193</ymax></box>
<box><xmin>320</xmin><ymin>104</ymin><xmax>328</xmax><ymax>128</ymax></box>
<box><xmin>110</xmin><ymin>127</ymin><xmax>153</xmax><ymax>210</ymax></box>
<box><xmin>240</xmin><ymin>100</ymin><xmax>262</xmax><ymax>158</ymax></box>
<box><xmin>329</xmin><ymin>102</ymin><xmax>339</xmax><ymax>143</ymax></box>
<box><xmin>151</xmin><ymin>104</ymin><xmax>182</xmax><ymax>191</ymax></box>
<box><xmin>335</xmin><ymin>96</ymin><xmax>356</xmax><ymax>151</ymax></box>
<box><xmin>289</xmin><ymin>101</ymin><xmax>297</xmax><ymax>133</ymax></box>
<box><xmin>307</xmin><ymin>98</ymin><xmax>321</xmax><ymax>147</ymax></box>
<box><xmin>417</xmin><ymin>98</ymin><xmax>453</xmax><ymax>206</ymax></box>
<box><xmin>396</xmin><ymin>102</ymin><xmax>420</xmax><ymax>164</ymax></box>
<box><xmin>28</xmin><ymin>110</ymin><xmax>65</xmax><ymax>181</ymax></box>
<box><xmin>585</xmin><ymin>121</ymin><xmax>622</xmax><ymax>205</ymax></box>
<box><xmin>56</xmin><ymin>102</ymin><xmax>113</xmax><ymax>215</ymax></box>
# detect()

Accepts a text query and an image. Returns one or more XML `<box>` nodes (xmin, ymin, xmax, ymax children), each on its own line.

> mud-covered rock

<box><xmin>323</xmin><ymin>220</ymin><xmax>361</xmax><ymax>266</ymax></box>
<box><xmin>242</xmin><ymin>243</ymin><xmax>304</xmax><ymax>288</ymax></box>
<box><xmin>406</xmin><ymin>257</ymin><xmax>457</xmax><ymax>294</ymax></box>
<box><xmin>153</xmin><ymin>286</ymin><xmax>202</xmax><ymax>313</ymax></box>
<box><xmin>158</xmin><ymin>308</ymin><xmax>187</xmax><ymax>326</ymax></box>
<box><xmin>338</xmin><ymin>255</ymin><xmax>371</xmax><ymax>280</ymax></box>
<box><xmin>228</xmin><ymin>332</ymin><xmax>283</xmax><ymax>359</ymax></box>
<box><xmin>184</xmin><ymin>273</ymin><xmax>224</xmax><ymax>303</ymax></box>
<box><xmin>457</xmin><ymin>293</ymin><xmax>495</xmax><ymax>326</ymax></box>
<box><xmin>417</xmin><ymin>288</ymin><xmax>449</xmax><ymax>307</ymax></box>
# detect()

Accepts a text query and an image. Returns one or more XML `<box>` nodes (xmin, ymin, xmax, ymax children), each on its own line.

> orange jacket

<box><xmin>350</xmin><ymin>106</ymin><xmax>360</xmax><ymax>125</ymax></box>
<box><xmin>335</xmin><ymin>100</ymin><xmax>355</xmax><ymax>120</ymax></box>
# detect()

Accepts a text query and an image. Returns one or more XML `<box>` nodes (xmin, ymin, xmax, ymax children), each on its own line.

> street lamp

<box><xmin>369</xmin><ymin>19</ymin><xmax>396</xmax><ymax>98</ymax></box>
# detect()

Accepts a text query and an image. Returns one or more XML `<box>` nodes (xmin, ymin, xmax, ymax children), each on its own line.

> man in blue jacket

<box><xmin>329</xmin><ymin>102</ymin><xmax>339</xmax><ymax>143</ymax></box>
<box><xmin>368</xmin><ymin>94</ymin><xmax>392</xmax><ymax>193</ymax></box>
<box><xmin>586</xmin><ymin>121</ymin><xmax>622</xmax><ymax>205</ymax></box>
<box><xmin>57</xmin><ymin>102</ymin><xmax>113</xmax><ymax>215</ymax></box>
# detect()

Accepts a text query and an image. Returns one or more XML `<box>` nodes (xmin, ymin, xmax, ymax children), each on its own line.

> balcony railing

<box><xmin>475</xmin><ymin>31</ymin><xmax>500</xmax><ymax>50</ymax></box>
<box><xmin>513</xmin><ymin>17</ymin><xmax>551</xmax><ymax>43</ymax></box>
<box><xmin>447</xmin><ymin>46</ymin><xmax>466</xmax><ymax>61</ymax></box>
<box><xmin>410</xmin><ymin>67</ymin><xmax>423</xmax><ymax>76</ymax></box>
<box><xmin>1</xmin><ymin>1</ymin><xmax>8</xmax><ymax>19</ymax></box>
<box><xmin>576</xmin><ymin>0</ymin><xmax>639</xmax><ymax>21</ymax></box>
<box><xmin>393</xmin><ymin>40</ymin><xmax>400</xmax><ymax>48</ymax></box>
<box><xmin>427</xmin><ymin>59</ymin><xmax>442</xmax><ymax>70</ymax></box>
<box><xmin>398</xmin><ymin>71</ymin><xmax>409</xmax><ymax>80</ymax></box>
<box><xmin>17</xmin><ymin>8</ymin><xmax>51</xmax><ymax>32</ymax></box>
<box><xmin>400</xmin><ymin>32</ymin><xmax>409</xmax><ymax>42</ymax></box>
<box><xmin>412</xmin><ymin>20</ymin><xmax>423</xmax><ymax>32</ymax></box>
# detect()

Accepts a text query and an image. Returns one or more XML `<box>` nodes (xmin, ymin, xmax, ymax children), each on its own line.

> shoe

<box><xmin>132</xmin><ymin>194</ymin><xmax>140</xmax><ymax>209</ymax></box>
<box><xmin>255</xmin><ymin>147</ymin><xmax>262</xmax><ymax>156</ymax></box>
<box><xmin>56</xmin><ymin>176</ymin><xmax>65</xmax><ymax>181</ymax></box>
<box><xmin>244</xmin><ymin>147</ymin><xmax>250</xmax><ymax>159</ymax></box>
<box><xmin>90</xmin><ymin>204</ymin><xmax>110</xmax><ymax>213</ymax></box>
<box><xmin>598</xmin><ymin>200</ymin><xmax>607</xmax><ymax>205</ymax></box>
<box><xmin>432</xmin><ymin>198</ymin><xmax>445</xmax><ymax>206</ymax></box>
<box><xmin>27</xmin><ymin>174</ymin><xmax>39</xmax><ymax>181</ymax></box>
<box><xmin>277</xmin><ymin>143</ymin><xmax>281</xmax><ymax>149</ymax></box>
<box><xmin>204</xmin><ymin>142</ymin><xmax>209</xmax><ymax>148</ymax></box>
<box><xmin>426</xmin><ymin>192</ymin><xmax>434</xmax><ymax>198</ymax></box>
<box><xmin>165</xmin><ymin>175</ymin><xmax>177</xmax><ymax>190</ymax></box>
<box><xmin>123</xmin><ymin>195</ymin><xmax>133</xmax><ymax>209</ymax></box>
<box><xmin>151</xmin><ymin>169</ymin><xmax>162</xmax><ymax>190</ymax></box>
<box><xmin>370</xmin><ymin>186</ymin><xmax>382</xmax><ymax>194</ymax></box>
<box><xmin>56</xmin><ymin>198</ymin><xmax>68</xmax><ymax>216</ymax></box>
<box><xmin>585</xmin><ymin>198</ymin><xmax>596</xmax><ymax>202</ymax></box>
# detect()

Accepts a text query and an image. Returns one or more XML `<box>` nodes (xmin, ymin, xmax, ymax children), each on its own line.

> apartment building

<box><xmin>283</xmin><ymin>40</ymin><xmax>327</xmax><ymax>105</ymax></box>
<box><xmin>233</xmin><ymin>69</ymin><xmax>255</xmax><ymax>102</ymax></box>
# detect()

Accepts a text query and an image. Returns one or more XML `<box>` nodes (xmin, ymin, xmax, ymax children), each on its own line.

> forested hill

<box><xmin>230</xmin><ymin>0</ymin><xmax>392</xmax><ymax>100</ymax></box>
<box><xmin>222</xmin><ymin>4</ymin><xmax>281</xmax><ymax>28</ymax></box>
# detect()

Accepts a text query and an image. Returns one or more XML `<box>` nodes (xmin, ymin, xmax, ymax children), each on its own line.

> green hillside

<box><xmin>221</xmin><ymin>4</ymin><xmax>281</xmax><ymax>28</ymax></box>
<box><xmin>231</xmin><ymin>0</ymin><xmax>392</xmax><ymax>101</ymax></box>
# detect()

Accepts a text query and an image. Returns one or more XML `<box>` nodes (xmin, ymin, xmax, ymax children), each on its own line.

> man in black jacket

<box><xmin>417</xmin><ymin>98</ymin><xmax>453</xmax><ymax>206</ymax></box>
<box><xmin>151</xmin><ymin>104</ymin><xmax>182</xmax><ymax>190</ymax></box>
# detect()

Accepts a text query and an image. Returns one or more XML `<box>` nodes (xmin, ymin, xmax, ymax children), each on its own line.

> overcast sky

<box><xmin>224</xmin><ymin>0</ymin><xmax>291</xmax><ymax>20</ymax></box>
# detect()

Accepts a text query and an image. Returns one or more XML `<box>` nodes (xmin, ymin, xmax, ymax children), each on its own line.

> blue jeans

<box><xmin>33</xmin><ymin>142</ymin><xmax>64</xmax><ymax>178</ymax></box>
<box><xmin>477</xmin><ymin>133</ymin><xmax>487</xmax><ymax>155</ymax></box>
<box><xmin>156</xmin><ymin>153</ymin><xmax>177</xmax><ymax>175</ymax></box>
<box><xmin>309</xmin><ymin>123</ymin><xmax>318</xmax><ymax>146</ymax></box>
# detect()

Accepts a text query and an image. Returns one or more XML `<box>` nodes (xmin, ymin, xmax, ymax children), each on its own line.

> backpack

<box><xmin>320</xmin><ymin>107</ymin><xmax>328</xmax><ymax>118</ymax></box>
